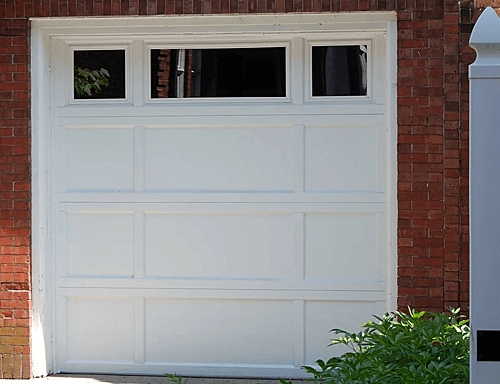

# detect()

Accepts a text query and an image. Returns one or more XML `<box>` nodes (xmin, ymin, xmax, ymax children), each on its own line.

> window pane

<box><xmin>312</xmin><ymin>45</ymin><xmax>367</xmax><ymax>97</ymax></box>
<box><xmin>151</xmin><ymin>48</ymin><xmax>286</xmax><ymax>98</ymax></box>
<box><xmin>74</xmin><ymin>50</ymin><xmax>126</xmax><ymax>99</ymax></box>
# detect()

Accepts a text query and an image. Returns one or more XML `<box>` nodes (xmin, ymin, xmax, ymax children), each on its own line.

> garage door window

<box><xmin>73</xmin><ymin>49</ymin><xmax>126</xmax><ymax>99</ymax></box>
<box><xmin>150</xmin><ymin>47</ymin><xmax>286</xmax><ymax>98</ymax></box>
<box><xmin>312</xmin><ymin>45</ymin><xmax>367</xmax><ymax>97</ymax></box>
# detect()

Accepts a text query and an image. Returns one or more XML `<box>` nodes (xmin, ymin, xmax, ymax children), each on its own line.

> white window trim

<box><xmin>31</xmin><ymin>12</ymin><xmax>397</xmax><ymax>377</ymax></box>
<box><xmin>305</xmin><ymin>39</ymin><xmax>373</xmax><ymax>102</ymax></box>
<box><xmin>145</xmin><ymin>42</ymin><xmax>292</xmax><ymax>103</ymax></box>
<box><xmin>70</xmin><ymin>45</ymin><xmax>131</xmax><ymax>104</ymax></box>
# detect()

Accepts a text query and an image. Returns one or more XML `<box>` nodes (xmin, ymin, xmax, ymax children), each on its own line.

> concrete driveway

<box><xmin>0</xmin><ymin>374</ymin><xmax>296</xmax><ymax>384</ymax></box>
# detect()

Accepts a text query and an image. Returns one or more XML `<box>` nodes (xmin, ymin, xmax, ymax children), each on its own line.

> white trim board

<box><xmin>32</xmin><ymin>12</ymin><xmax>396</xmax><ymax>35</ymax></box>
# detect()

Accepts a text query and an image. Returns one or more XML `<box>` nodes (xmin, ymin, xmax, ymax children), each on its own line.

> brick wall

<box><xmin>0</xmin><ymin>0</ymin><xmax>475</xmax><ymax>378</ymax></box>
<box><xmin>458</xmin><ymin>1</ymin><xmax>476</xmax><ymax>317</ymax></box>
<box><xmin>0</xmin><ymin>11</ymin><xmax>31</xmax><ymax>379</ymax></box>
<box><xmin>157</xmin><ymin>50</ymin><xmax>172</xmax><ymax>98</ymax></box>
<box><xmin>396</xmin><ymin>0</ymin><xmax>473</xmax><ymax>314</ymax></box>
<box><xmin>397</xmin><ymin>0</ymin><xmax>474</xmax><ymax>315</ymax></box>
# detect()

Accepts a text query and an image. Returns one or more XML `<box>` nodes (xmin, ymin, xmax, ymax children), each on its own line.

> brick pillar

<box><xmin>396</xmin><ymin>1</ymin><xmax>448</xmax><ymax>312</ymax></box>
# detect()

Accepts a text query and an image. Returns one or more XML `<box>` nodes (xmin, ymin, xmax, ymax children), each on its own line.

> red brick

<box><xmin>412</xmin><ymin>297</ymin><xmax>444</xmax><ymax>308</ymax></box>
<box><xmin>399</xmin><ymin>287</ymin><xmax>429</xmax><ymax>296</ymax></box>
<box><xmin>413</xmin><ymin>257</ymin><xmax>444</xmax><ymax>267</ymax></box>
<box><xmin>413</xmin><ymin>278</ymin><xmax>444</xmax><ymax>287</ymax></box>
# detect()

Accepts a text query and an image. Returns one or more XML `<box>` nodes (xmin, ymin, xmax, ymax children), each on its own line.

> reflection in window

<box><xmin>74</xmin><ymin>50</ymin><xmax>126</xmax><ymax>99</ymax></box>
<box><xmin>312</xmin><ymin>45</ymin><xmax>367</xmax><ymax>97</ymax></box>
<box><xmin>151</xmin><ymin>48</ymin><xmax>286</xmax><ymax>98</ymax></box>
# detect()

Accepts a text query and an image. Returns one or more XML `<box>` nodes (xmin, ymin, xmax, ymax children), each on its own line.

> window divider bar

<box><xmin>132</xmin><ymin>40</ymin><xmax>145</xmax><ymax>106</ymax></box>
<box><xmin>291</xmin><ymin>37</ymin><xmax>304</xmax><ymax>105</ymax></box>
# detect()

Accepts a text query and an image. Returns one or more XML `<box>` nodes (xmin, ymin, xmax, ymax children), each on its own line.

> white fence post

<box><xmin>469</xmin><ymin>7</ymin><xmax>500</xmax><ymax>384</ymax></box>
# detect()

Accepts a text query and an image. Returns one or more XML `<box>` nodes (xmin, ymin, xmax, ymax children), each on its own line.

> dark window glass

<box><xmin>151</xmin><ymin>48</ymin><xmax>286</xmax><ymax>98</ymax></box>
<box><xmin>74</xmin><ymin>50</ymin><xmax>126</xmax><ymax>99</ymax></box>
<box><xmin>312</xmin><ymin>45</ymin><xmax>367</xmax><ymax>97</ymax></box>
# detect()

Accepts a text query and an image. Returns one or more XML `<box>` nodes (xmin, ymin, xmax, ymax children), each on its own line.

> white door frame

<box><xmin>31</xmin><ymin>12</ymin><xmax>397</xmax><ymax>377</ymax></box>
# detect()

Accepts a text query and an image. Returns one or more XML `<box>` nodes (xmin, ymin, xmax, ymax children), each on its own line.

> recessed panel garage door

<box><xmin>41</xmin><ymin>13</ymin><xmax>396</xmax><ymax>378</ymax></box>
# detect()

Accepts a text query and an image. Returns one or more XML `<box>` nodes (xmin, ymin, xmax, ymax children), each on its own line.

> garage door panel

<box><xmin>304</xmin><ymin>300</ymin><xmax>384</xmax><ymax>365</ymax></box>
<box><xmin>145</xmin><ymin>214</ymin><xmax>295</xmax><ymax>279</ymax></box>
<box><xmin>305</xmin><ymin>213</ymin><xmax>378</xmax><ymax>281</ymax></box>
<box><xmin>66</xmin><ymin>213</ymin><xmax>135</xmax><ymax>277</ymax></box>
<box><xmin>305</xmin><ymin>126</ymin><xmax>380</xmax><ymax>192</ymax></box>
<box><xmin>144</xmin><ymin>127</ymin><xmax>294</xmax><ymax>192</ymax></box>
<box><xmin>66</xmin><ymin>298</ymin><xmax>135</xmax><ymax>362</ymax></box>
<box><xmin>145</xmin><ymin>299</ymin><xmax>295</xmax><ymax>365</ymax></box>
<box><xmin>57</xmin><ymin>207</ymin><xmax>385</xmax><ymax>283</ymax></box>
<box><xmin>64</xmin><ymin>128</ymin><xmax>134</xmax><ymax>191</ymax></box>
<box><xmin>47</xmin><ymin>16</ymin><xmax>395</xmax><ymax>377</ymax></box>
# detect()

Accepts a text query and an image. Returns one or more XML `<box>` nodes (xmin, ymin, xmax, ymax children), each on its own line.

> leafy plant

<box><xmin>166</xmin><ymin>373</ymin><xmax>183</xmax><ymax>384</ymax></box>
<box><xmin>74</xmin><ymin>66</ymin><xmax>110</xmax><ymax>97</ymax></box>
<box><xmin>281</xmin><ymin>308</ymin><xmax>469</xmax><ymax>384</ymax></box>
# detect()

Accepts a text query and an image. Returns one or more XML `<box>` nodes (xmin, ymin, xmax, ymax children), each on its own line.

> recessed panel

<box><xmin>145</xmin><ymin>127</ymin><xmax>293</xmax><ymax>191</ymax></box>
<box><xmin>305</xmin><ymin>214</ymin><xmax>377</xmax><ymax>280</ymax></box>
<box><xmin>67</xmin><ymin>298</ymin><xmax>135</xmax><ymax>361</ymax></box>
<box><xmin>146</xmin><ymin>299</ymin><xmax>294</xmax><ymax>364</ymax></box>
<box><xmin>305</xmin><ymin>127</ymin><xmax>378</xmax><ymax>192</ymax></box>
<box><xmin>305</xmin><ymin>301</ymin><xmax>380</xmax><ymax>365</ymax></box>
<box><xmin>67</xmin><ymin>214</ymin><xmax>134</xmax><ymax>277</ymax></box>
<box><xmin>145</xmin><ymin>214</ymin><xmax>294</xmax><ymax>278</ymax></box>
<box><xmin>66</xmin><ymin>128</ymin><xmax>134</xmax><ymax>191</ymax></box>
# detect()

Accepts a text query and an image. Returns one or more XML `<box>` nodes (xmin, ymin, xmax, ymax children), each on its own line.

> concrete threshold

<box><xmin>1</xmin><ymin>374</ymin><xmax>302</xmax><ymax>384</ymax></box>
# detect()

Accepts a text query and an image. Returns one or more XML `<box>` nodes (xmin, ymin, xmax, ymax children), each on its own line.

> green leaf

<box><xmin>74</xmin><ymin>66</ymin><xmax>111</xmax><ymax>97</ymax></box>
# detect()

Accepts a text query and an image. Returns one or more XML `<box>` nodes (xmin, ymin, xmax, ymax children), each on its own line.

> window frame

<box><xmin>306</xmin><ymin>39</ymin><xmax>372</xmax><ymax>102</ymax></box>
<box><xmin>68</xmin><ymin>44</ymin><xmax>131</xmax><ymax>105</ymax></box>
<box><xmin>146</xmin><ymin>41</ymin><xmax>292</xmax><ymax>104</ymax></box>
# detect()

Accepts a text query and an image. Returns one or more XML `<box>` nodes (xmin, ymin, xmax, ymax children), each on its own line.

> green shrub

<box><xmin>283</xmin><ymin>308</ymin><xmax>469</xmax><ymax>384</ymax></box>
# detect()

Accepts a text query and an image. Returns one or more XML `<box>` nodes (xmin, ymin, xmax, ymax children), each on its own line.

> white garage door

<box><xmin>34</xmin><ymin>13</ymin><xmax>396</xmax><ymax>378</ymax></box>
